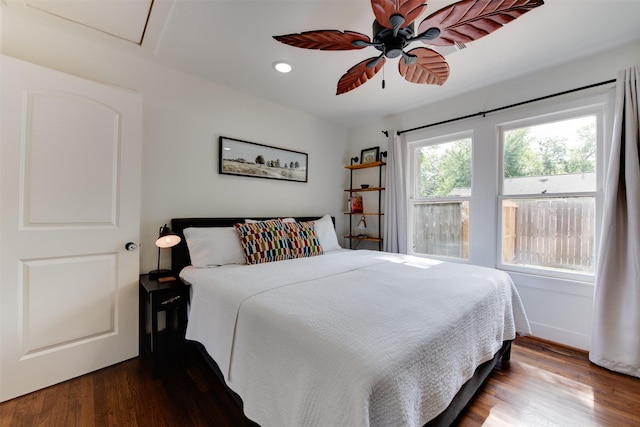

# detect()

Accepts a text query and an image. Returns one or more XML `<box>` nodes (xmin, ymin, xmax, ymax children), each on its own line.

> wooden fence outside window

<box><xmin>413</xmin><ymin>199</ymin><xmax>594</xmax><ymax>272</ymax></box>
<box><xmin>502</xmin><ymin>198</ymin><xmax>595</xmax><ymax>272</ymax></box>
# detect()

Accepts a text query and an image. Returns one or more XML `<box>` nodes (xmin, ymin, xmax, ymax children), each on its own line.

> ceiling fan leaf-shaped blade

<box><xmin>417</xmin><ymin>0</ymin><xmax>544</xmax><ymax>46</ymax></box>
<box><xmin>398</xmin><ymin>47</ymin><xmax>449</xmax><ymax>85</ymax></box>
<box><xmin>371</xmin><ymin>0</ymin><xmax>427</xmax><ymax>29</ymax></box>
<box><xmin>337</xmin><ymin>56</ymin><xmax>387</xmax><ymax>95</ymax></box>
<box><xmin>273</xmin><ymin>30</ymin><xmax>371</xmax><ymax>50</ymax></box>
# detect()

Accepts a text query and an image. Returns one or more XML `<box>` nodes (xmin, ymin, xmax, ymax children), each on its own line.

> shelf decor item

<box><xmin>350</xmin><ymin>195</ymin><xmax>363</xmax><ymax>213</ymax></box>
<box><xmin>357</xmin><ymin>216</ymin><xmax>367</xmax><ymax>236</ymax></box>
<box><xmin>360</xmin><ymin>146</ymin><xmax>379</xmax><ymax>164</ymax></box>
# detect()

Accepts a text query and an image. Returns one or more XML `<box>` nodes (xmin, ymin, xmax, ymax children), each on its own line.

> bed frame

<box><xmin>170</xmin><ymin>216</ymin><xmax>512</xmax><ymax>427</ymax></box>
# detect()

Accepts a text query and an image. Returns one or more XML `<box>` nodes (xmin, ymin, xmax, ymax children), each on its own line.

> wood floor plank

<box><xmin>71</xmin><ymin>374</ymin><xmax>94</xmax><ymax>427</ymax></box>
<box><xmin>1</xmin><ymin>336</ymin><xmax>638</xmax><ymax>426</ymax></box>
<box><xmin>38</xmin><ymin>382</ymin><xmax>70</xmax><ymax>426</ymax></box>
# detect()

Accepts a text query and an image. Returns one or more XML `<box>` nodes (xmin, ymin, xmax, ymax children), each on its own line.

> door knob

<box><xmin>125</xmin><ymin>242</ymin><xmax>139</xmax><ymax>251</ymax></box>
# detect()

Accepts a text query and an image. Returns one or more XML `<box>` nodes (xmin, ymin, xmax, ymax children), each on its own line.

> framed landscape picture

<box><xmin>219</xmin><ymin>136</ymin><xmax>308</xmax><ymax>182</ymax></box>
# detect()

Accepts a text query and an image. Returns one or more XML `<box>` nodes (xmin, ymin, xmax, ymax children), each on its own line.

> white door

<box><xmin>0</xmin><ymin>55</ymin><xmax>142</xmax><ymax>402</ymax></box>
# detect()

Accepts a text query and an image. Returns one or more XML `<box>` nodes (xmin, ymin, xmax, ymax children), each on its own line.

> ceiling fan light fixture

<box><xmin>274</xmin><ymin>61</ymin><xmax>292</xmax><ymax>73</ymax></box>
<box><xmin>272</xmin><ymin>0</ymin><xmax>545</xmax><ymax>94</ymax></box>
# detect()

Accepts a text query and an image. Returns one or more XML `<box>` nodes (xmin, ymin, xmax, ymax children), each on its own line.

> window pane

<box><xmin>503</xmin><ymin>116</ymin><xmax>596</xmax><ymax>195</ymax></box>
<box><xmin>412</xmin><ymin>202</ymin><xmax>469</xmax><ymax>259</ymax></box>
<box><xmin>501</xmin><ymin>197</ymin><xmax>595</xmax><ymax>273</ymax></box>
<box><xmin>415</xmin><ymin>138</ymin><xmax>472</xmax><ymax>198</ymax></box>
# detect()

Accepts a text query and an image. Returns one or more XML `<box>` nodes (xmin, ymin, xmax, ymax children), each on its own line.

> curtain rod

<box><xmin>385</xmin><ymin>78</ymin><xmax>616</xmax><ymax>137</ymax></box>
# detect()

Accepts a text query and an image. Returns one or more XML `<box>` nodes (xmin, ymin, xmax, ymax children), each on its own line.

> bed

<box><xmin>171</xmin><ymin>215</ymin><xmax>530</xmax><ymax>427</ymax></box>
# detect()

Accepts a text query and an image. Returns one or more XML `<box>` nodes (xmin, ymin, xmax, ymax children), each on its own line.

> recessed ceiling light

<box><xmin>274</xmin><ymin>61</ymin><xmax>292</xmax><ymax>73</ymax></box>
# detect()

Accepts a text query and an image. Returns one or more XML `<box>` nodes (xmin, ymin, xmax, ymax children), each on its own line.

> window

<box><xmin>409</xmin><ymin>133</ymin><xmax>472</xmax><ymax>259</ymax></box>
<box><xmin>498</xmin><ymin>111</ymin><xmax>600</xmax><ymax>277</ymax></box>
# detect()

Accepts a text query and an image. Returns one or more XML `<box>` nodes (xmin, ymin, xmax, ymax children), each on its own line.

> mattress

<box><xmin>182</xmin><ymin>249</ymin><xmax>530</xmax><ymax>427</ymax></box>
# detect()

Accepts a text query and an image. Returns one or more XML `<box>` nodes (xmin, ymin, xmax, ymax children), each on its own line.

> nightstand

<box><xmin>139</xmin><ymin>274</ymin><xmax>190</xmax><ymax>377</ymax></box>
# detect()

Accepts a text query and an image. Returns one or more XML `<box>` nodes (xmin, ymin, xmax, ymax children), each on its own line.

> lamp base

<box><xmin>148</xmin><ymin>269</ymin><xmax>173</xmax><ymax>280</ymax></box>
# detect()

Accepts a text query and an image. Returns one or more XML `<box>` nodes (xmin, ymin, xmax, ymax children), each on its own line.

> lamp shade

<box><xmin>155</xmin><ymin>225</ymin><xmax>181</xmax><ymax>248</ymax></box>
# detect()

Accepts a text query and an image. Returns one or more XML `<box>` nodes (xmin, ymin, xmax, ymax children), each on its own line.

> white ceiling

<box><xmin>23</xmin><ymin>0</ymin><xmax>153</xmax><ymax>43</ymax></box>
<box><xmin>10</xmin><ymin>0</ymin><xmax>640</xmax><ymax>127</ymax></box>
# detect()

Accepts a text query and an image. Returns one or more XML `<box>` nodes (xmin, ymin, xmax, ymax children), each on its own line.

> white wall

<box><xmin>348</xmin><ymin>40</ymin><xmax>640</xmax><ymax>350</ymax></box>
<box><xmin>1</xmin><ymin>6</ymin><xmax>349</xmax><ymax>274</ymax></box>
<box><xmin>138</xmin><ymin>67</ymin><xmax>347</xmax><ymax>273</ymax></box>
<box><xmin>5</xmin><ymin>3</ymin><xmax>639</xmax><ymax>351</ymax></box>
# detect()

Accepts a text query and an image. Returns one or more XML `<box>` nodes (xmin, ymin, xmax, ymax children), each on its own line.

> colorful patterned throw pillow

<box><xmin>234</xmin><ymin>219</ymin><xmax>290</xmax><ymax>264</ymax></box>
<box><xmin>286</xmin><ymin>221</ymin><xmax>324</xmax><ymax>259</ymax></box>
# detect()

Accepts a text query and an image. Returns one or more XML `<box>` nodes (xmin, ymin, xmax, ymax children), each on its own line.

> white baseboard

<box><xmin>528</xmin><ymin>321</ymin><xmax>591</xmax><ymax>351</ymax></box>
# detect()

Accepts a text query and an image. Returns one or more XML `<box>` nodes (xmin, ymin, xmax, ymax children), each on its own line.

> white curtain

<box><xmin>589</xmin><ymin>66</ymin><xmax>640</xmax><ymax>378</ymax></box>
<box><xmin>383</xmin><ymin>130</ymin><xmax>408</xmax><ymax>253</ymax></box>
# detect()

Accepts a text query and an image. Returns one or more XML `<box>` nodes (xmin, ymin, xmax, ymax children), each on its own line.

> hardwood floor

<box><xmin>1</xmin><ymin>336</ymin><xmax>638</xmax><ymax>427</ymax></box>
<box><xmin>458</xmin><ymin>337</ymin><xmax>640</xmax><ymax>426</ymax></box>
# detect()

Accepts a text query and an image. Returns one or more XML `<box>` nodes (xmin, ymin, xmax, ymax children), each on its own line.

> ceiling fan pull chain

<box><xmin>382</xmin><ymin>63</ymin><xmax>386</xmax><ymax>89</ymax></box>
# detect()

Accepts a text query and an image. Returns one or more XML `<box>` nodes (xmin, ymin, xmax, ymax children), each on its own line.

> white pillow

<box><xmin>311</xmin><ymin>215</ymin><xmax>341</xmax><ymax>252</ymax></box>
<box><xmin>183</xmin><ymin>227</ymin><xmax>246</xmax><ymax>267</ymax></box>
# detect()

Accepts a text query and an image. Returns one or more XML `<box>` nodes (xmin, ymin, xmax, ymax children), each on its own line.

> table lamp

<box><xmin>148</xmin><ymin>224</ymin><xmax>181</xmax><ymax>280</ymax></box>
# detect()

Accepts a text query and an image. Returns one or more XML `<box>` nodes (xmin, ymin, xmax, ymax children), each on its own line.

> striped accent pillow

<box><xmin>234</xmin><ymin>220</ymin><xmax>290</xmax><ymax>264</ymax></box>
<box><xmin>285</xmin><ymin>221</ymin><xmax>324</xmax><ymax>259</ymax></box>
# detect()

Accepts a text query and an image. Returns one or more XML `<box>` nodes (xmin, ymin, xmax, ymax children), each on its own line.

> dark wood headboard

<box><xmin>170</xmin><ymin>216</ymin><xmax>335</xmax><ymax>273</ymax></box>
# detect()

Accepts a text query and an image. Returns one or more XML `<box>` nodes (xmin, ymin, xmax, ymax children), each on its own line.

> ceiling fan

<box><xmin>274</xmin><ymin>0</ymin><xmax>544</xmax><ymax>95</ymax></box>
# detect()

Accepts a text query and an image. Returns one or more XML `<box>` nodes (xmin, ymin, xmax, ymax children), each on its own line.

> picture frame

<box><xmin>350</xmin><ymin>195</ymin><xmax>363</xmax><ymax>213</ymax></box>
<box><xmin>360</xmin><ymin>146</ymin><xmax>379</xmax><ymax>164</ymax></box>
<box><xmin>219</xmin><ymin>136</ymin><xmax>308</xmax><ymax>182</ymax></box>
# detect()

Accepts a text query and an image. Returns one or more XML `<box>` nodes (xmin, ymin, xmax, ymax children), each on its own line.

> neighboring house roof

<box><xmin>503</xmin><ymin>173</ymin><xmax>595</xmax><ymax>195</ymax></box>
<box><xmin>447</xmin><ymin>173</ymin><xmax>596</xmax><ymax>197</ymax></box>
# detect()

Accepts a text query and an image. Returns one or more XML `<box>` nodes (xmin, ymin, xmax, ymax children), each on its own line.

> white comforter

<box><xmin>182</xmin><ymin>250</ymin><xmax>530</xmax><ymax>427</ymax></box>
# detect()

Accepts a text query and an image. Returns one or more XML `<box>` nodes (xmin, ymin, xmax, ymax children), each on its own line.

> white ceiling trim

<box><xmin>22</xmin><ymin>0</ymin><xmax>153</xmax><ymax>45</ymax></box>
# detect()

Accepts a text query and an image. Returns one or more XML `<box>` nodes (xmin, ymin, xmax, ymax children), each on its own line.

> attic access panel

<box><xmin>24</xmin><ymin>0</ymin><xmax>153</xmax><ymax>44</ymax></box>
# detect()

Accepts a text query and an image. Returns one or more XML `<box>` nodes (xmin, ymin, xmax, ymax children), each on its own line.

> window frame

<box><xmin>496</xmin><ymin>104</ymin><xmax>606</xmax><ymax>283</ymax></box>
<box><xmin>407</xmin><ymin>130</ymin><xmax>474</xmax><ymax>262</ymax></box>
